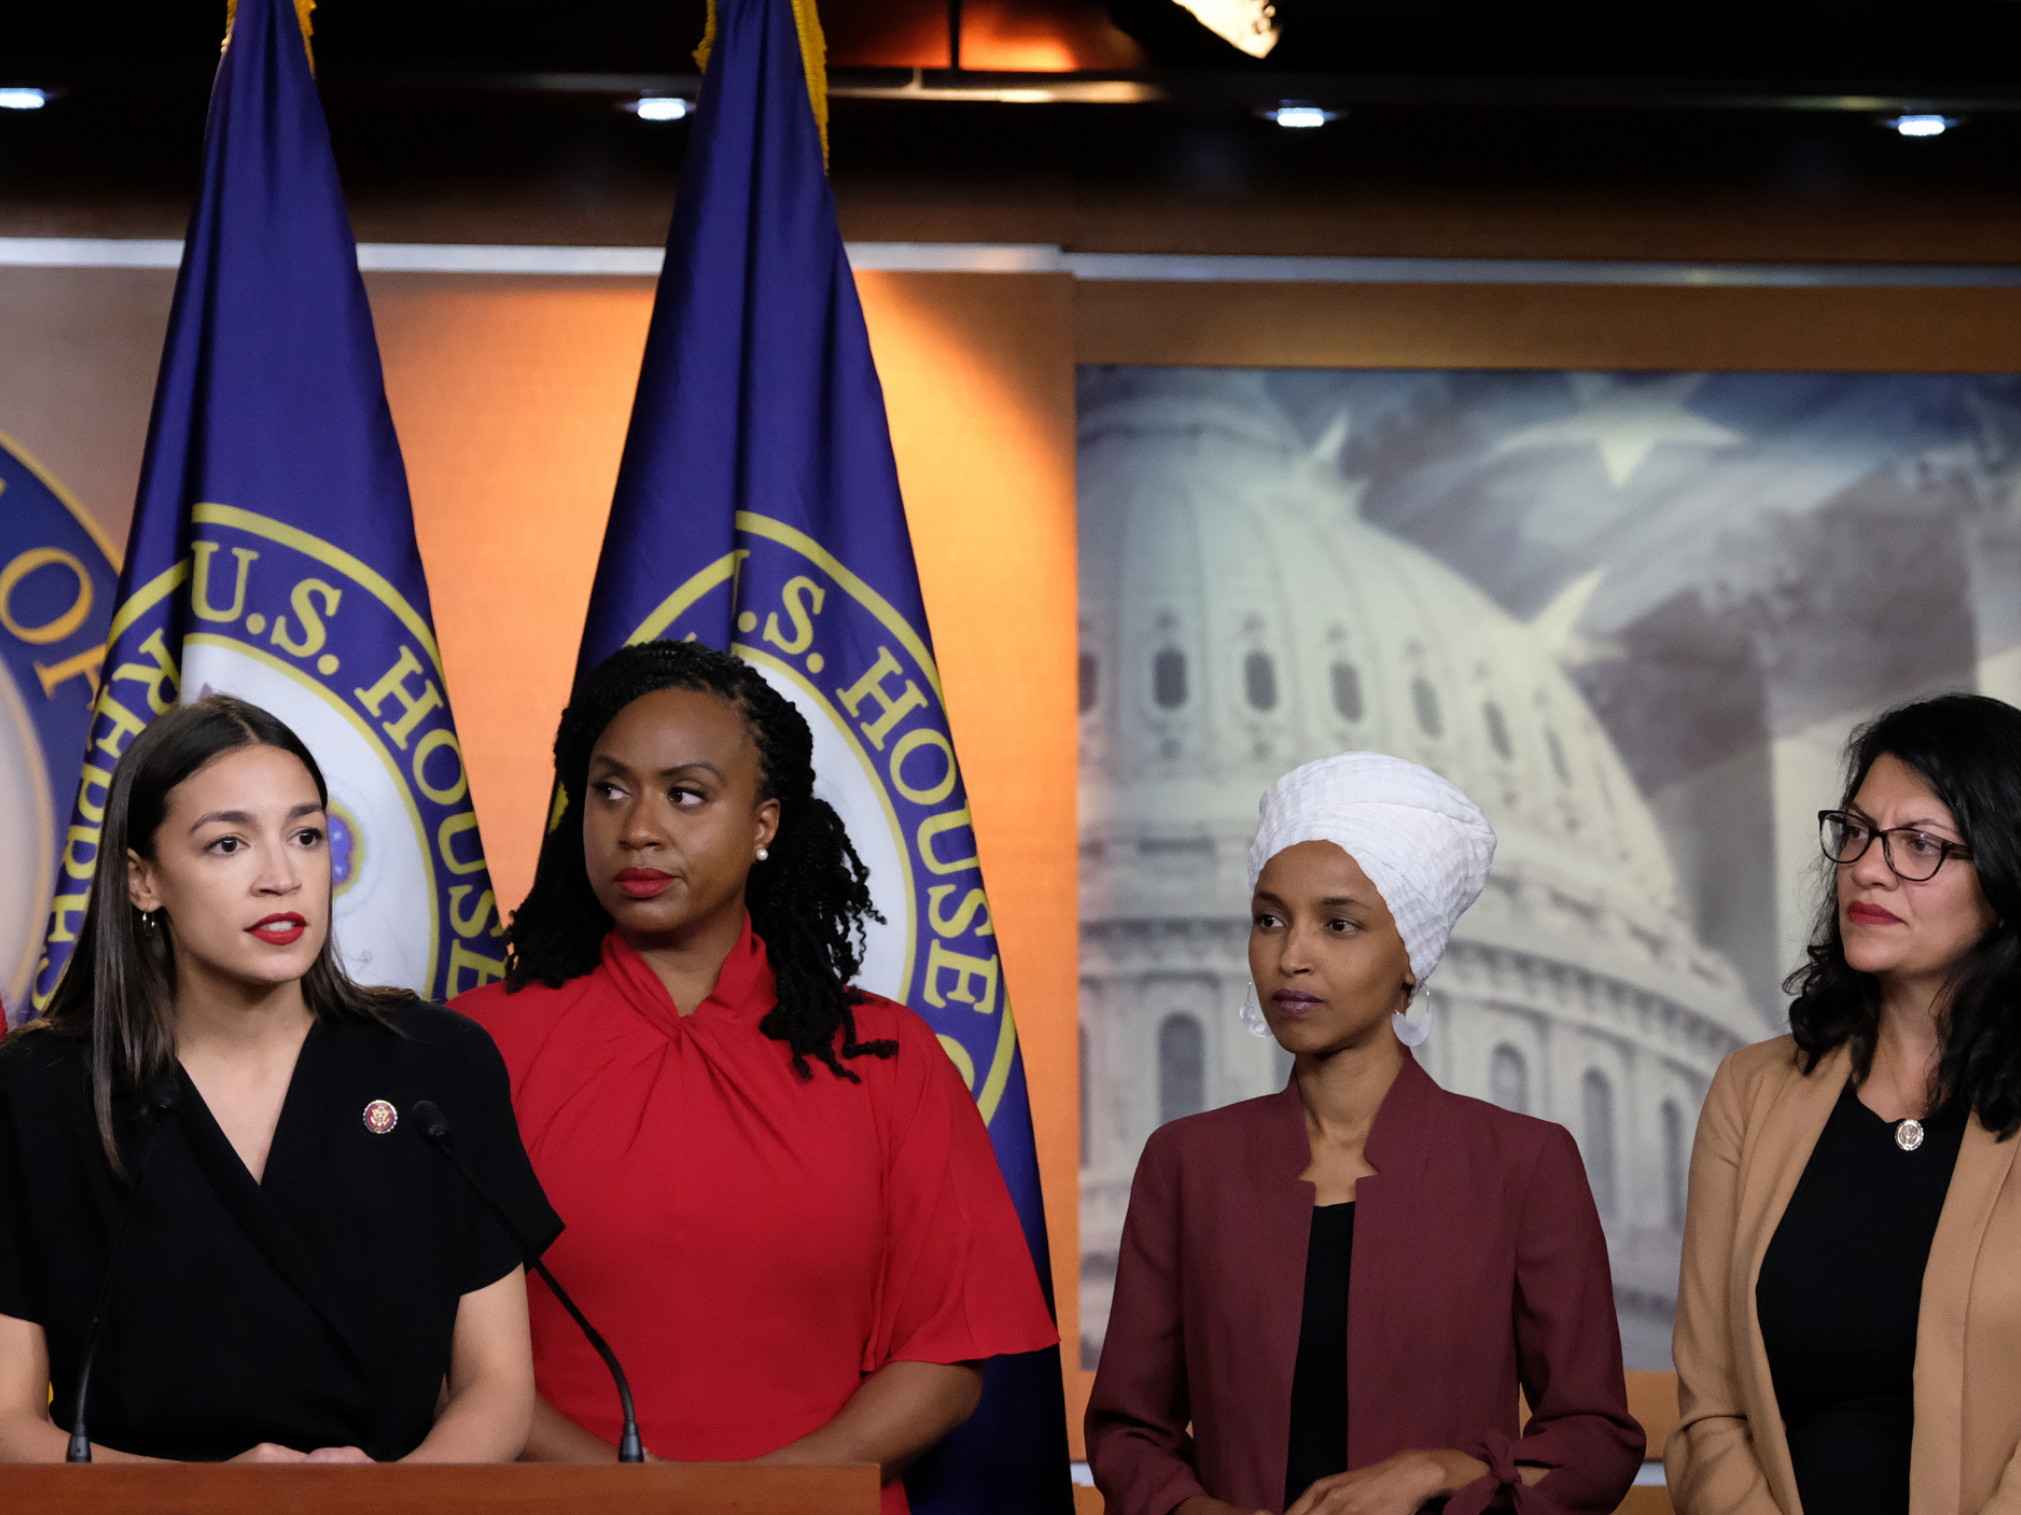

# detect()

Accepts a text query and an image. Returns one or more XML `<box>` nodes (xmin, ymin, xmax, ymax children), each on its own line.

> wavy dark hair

<box><xmin>33</xmin><ymin>695</ymin><xmax>410</xmax><ymax>1170</ymax></box>
<box><xmin>1786</xmin><ymin>693</ymin><xmax>2021</xmax><ymax>1136</ymax></box>
<box><xmin>505</xmin><ymin>640</ymin><xmax>894</xmax><ymax>1082</ymax></box>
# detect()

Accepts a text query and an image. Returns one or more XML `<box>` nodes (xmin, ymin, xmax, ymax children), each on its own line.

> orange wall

<box><xmin>858</xmin><ymin>271</ymin><xmax>1082</xmax><ymax>1377</ymax></box>
<box><xmin>371</xmin><ymin>269</ymin><xmax>1084</xmax><ymax>1375</ymax></box>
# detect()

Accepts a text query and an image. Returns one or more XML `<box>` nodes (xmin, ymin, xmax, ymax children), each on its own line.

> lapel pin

<box><xmin>363</xmin><ymin>1099</ymin><xmax>398</xmax><ymax>1135</ymax></box>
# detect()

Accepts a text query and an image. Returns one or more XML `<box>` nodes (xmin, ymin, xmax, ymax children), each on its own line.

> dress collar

<box><xmin>597</xmin><ymin>915</ymin><xmax>776</xmax><ymax>1040</ymax></box>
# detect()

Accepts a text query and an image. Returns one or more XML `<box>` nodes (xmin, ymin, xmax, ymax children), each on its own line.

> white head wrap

<box><xmin>1240</xmin><ymin>751</ymin><xmax>1496</xmax><ymax>1047</ymax></box>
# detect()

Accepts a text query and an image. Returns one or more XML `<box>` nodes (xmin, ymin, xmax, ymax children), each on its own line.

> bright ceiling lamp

<box><xmin>0</xmin><ymin>88</ymin><xmax>50</xmax><ymax>111</ymax></box>
<box><xmin>627</xmin><ymin>95</ymin><xmax>690</xmax><ymax>122</ymax></box>
<box><xmin>1174</xmin><ymin>0</ymin><xmax>1281</xmax><ymax>59</ymax></box>
<box><xmin>1266</xmin><ymin>103</ymin><xmax>1335</xmax><ymax>128</ymax></box>
<box><xmin>1885</xmin><ymin>113</ymin><xmax>1956</xmax><ymax>137</ymax></box>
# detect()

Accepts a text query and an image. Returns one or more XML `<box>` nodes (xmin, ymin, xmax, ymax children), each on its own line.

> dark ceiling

<box><xmin>7</xmin><ymin>2</ymin><xmax>2021</xmax><ymax>259</ymax></box>
<box><xmin>15</xmin><ymin>1</ymin><xmax>2021</xmax><ymax>94</ymax></box>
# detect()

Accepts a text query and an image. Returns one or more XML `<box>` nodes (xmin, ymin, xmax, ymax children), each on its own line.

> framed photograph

<box><xmin>1072</xmin><ymin>314</ymin><xmax>2021</xmax><ymax>1372</ymax></box>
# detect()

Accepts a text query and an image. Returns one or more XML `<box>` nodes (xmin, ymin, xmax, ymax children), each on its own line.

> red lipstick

<box><xmin>1847</xmin><ymin>901</ymin><xmax>1903</xmax><ymax>926</ymax></box>
<box><xmin>247</xmin><ymin>912</ymin><xmax>307</xmax><ymax>945</ymax></box>
<box><xmin>614</xmin><ymin>867</ymin><xmax>675</xmax><ymax>900</ymax></box>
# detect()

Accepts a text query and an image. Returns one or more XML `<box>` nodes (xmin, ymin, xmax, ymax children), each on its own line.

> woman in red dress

<box><xmin>455</xmin><ymin>640</ymin><xmax>1056</xmax><ymax>1509</ymax></box>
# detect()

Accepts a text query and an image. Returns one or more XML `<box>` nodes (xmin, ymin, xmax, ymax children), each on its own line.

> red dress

<box><xmin>455</xmin><ymin>919</ymin><xmax>1057</xmax><ymax>1512</ymax></box>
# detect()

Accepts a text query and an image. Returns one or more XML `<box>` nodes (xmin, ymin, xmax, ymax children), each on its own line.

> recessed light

<box><xmin>1886</xmin><ymin>113</ymin><xmax>1956</xmax><ymax>138</ymax></box>
<box><xmin>627</xmin><ymin>96</ymin><xmax>691</xmax><ymax>123</ymax></box>
<box><xmin>0</xmin><ymin>88</ymin><xmax>50</xmax><ymax>111</ymax></box>
<box><xmin>1265</xmin><ymin>104</ymin><xmax>1336</xmax><ymax>129</ymax></box>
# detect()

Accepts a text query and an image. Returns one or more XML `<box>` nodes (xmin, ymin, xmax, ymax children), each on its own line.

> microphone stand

<box><xmin>410</xmin><ymin>1100</ymin><xmax>645</xmax><ymax>1463</ymax></box>
<box><xmin>68</xmin><ymin>1077</ymin><xmax>179</xmax><ymax>1463</ymax></box>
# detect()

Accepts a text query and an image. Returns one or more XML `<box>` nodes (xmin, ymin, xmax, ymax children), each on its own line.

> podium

<box><xmin>0</xmin><ymin>1461</ymin><xmax>881</xmax><ymax>1513</ymax></box>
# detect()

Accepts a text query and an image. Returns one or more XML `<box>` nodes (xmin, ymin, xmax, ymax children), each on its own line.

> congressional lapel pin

<box><xmin>363</xmin><ymin>1099</ymin><xmax>399</xmax><ymax>1136</ymax></box>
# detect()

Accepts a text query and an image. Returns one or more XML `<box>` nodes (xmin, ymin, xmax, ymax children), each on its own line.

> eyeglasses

<box><xmin>1818</xmin><ymin>810</ymin><xmax>1974</xmax><ymax>883</ymax></box>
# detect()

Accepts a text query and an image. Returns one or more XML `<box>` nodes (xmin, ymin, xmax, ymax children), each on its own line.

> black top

<box><xmin>0</xmin><ymin>1003</ymin><xmax>561</xmax><ymax>1462</ymax></box>
<box><xmin>1285</xmin><ymin>1200</ymin><xmax>1354</xmax><ymax>1510</ymax></box>
<box><xmin>1756</xmin><ymin>1080</ymin><xmax>1967</xmax><ymax>1515</ymax></box>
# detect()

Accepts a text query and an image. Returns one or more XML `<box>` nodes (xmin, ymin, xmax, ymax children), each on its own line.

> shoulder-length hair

<box><xmin>506</xmin><ymin>640</ymin><xmax>894</xmax><ymax>1082</ymax></box>
<box><xmin>1787</xmin><ymin>692</ymin><xmax>2021</xmax><ymax>1136</ymax></box>
<box><xmin>34</xmin><ymin>695</ymin><xmax>408</xmax><ymax>1169</ymax></box>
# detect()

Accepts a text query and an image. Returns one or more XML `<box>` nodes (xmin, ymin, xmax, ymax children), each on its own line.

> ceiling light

<box><xmin>0</xmin><ymin>88</ymin><xmax>50</xmax><ymax>111</ymax></box>
<box><xmin>628</xmin><ymin>96</ymin><xmax>690</xmax><ymax>122</ymax></box>
<box><xmin>1887</xmin><ymin>113</ymin><xmax>1955</xmax><ymax>138</ymax></box>
<box><xmin>1175</xmin><ymin>0</ymin><xmax>1280</xmax><ymax>59</ymax></box>
<box><xmin>1266</xmin><ymin>104</ymin><xmax>1336</xmax><ymax>129</ymax></box>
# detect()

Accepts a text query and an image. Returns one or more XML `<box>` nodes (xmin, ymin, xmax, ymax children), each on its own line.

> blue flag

<box><xmin>0</xmin><ymin>436</ymin><xmax>118</xmax><ymax>1025</ymax></box>
<box><xmin>578</xmin><ymin>1</ymin><xmax>1073</xmax><ymax>1509</ymax></box>
<box><xmin>34</xmin><ymin>0</ymin><xmax>502</xmax><ymax>1010</ymax></box>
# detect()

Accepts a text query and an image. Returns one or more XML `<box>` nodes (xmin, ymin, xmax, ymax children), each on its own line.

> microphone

<box><xmin>68</xmin><ymin>1075</ymin><xmax>179</xmax><ymax>1463</ymax></box>
<box><xmin>410</xmin><ymin>1099</ymin><xmax>644</xmax><ymax>1464</ymax></box>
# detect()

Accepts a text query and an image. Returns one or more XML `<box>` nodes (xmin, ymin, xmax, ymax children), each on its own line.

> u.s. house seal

<box><xmin>35</xmin><ymin>504</ymin><xmax>501</xmax><ymax>1009</ymax></box>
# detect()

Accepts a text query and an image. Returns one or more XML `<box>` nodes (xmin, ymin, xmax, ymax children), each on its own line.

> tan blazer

<box><xmin>1667</xmin><ymin>1035</ymin><xmax>2021</xmax><ymax>1515</ymax></box>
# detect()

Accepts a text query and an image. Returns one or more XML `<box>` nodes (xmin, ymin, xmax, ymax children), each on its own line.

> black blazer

<box><xmin>0</xmin><ymin>1003</ymin><xmax>558</xmax><ymax>1460</ymax></box>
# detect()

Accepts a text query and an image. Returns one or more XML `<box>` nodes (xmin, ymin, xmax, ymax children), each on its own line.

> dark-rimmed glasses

<box><xmin>1818</xmin><ymin>810</ymin><xmax>1973</xmax><ymax>883</ymax></box>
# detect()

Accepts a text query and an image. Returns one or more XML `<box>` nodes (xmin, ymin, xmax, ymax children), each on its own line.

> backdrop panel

<box><xmin>1073</xmin><ymin>361</ymin><xmax>2021</xmax><ymax>1372</ymax></box>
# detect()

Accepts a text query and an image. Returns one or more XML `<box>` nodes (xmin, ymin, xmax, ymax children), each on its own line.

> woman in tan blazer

<box><xmin>1669</xmin><ymin>693</ymin><xmax>2021</xmax><ymax>1515</ymax></box>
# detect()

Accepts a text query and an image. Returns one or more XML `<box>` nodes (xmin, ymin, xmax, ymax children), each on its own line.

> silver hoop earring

<box><xmin>1393</xmin><ymin>987</ymin><xmax>1433</xmax><ymax>1048</ymax></box>
<box><xmin>755</xmin><ymin>847</ymin><xmax>770</xmax><ymax>862</ymax></box>
<box><xmin>1236</xmin><ymin>981</ymin><xmax>1272</xmax><ymax>1038</ymax></box>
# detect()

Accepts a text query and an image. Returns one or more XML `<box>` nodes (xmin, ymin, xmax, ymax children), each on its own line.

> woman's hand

<box><xmin>752</xmin><ymin>1360</ymin><xmax>984</xmax><ymax>1483</ymax></box>
<box><xmin>229</xmin><ymin>1442</ymin><xmax>310</xmax><ymax>1463</ymax></box>
<box><xmin>303</xmin><ymin>1445</ymin><xmax>374</xmax><ymax>1463</ymax></box>
<box><xmin>1286</xmin><ymin>1449</ymin><xmax>1490</xmax><ymax>1515</ymax></box>
<box><xmin>1173</xmin><ymin>1496</ymin><xmax>1271</xmax><ymax>1515</ymax></box>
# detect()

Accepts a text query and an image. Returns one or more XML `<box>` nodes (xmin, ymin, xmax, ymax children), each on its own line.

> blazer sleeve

<box><xmin>1977</xmin><ymin>1448</ymin><xmax>2021</xmax><ymax>1515</ymax></box>
<box><xmin>1665</xmin><ymin>1053</ymin><xmax>1785</xmax><ymax>1515</ymax></box>
<box><xmin>1085</xmin><ymin>1127</ymin><xmax>1210</xmax><ymax>1515</ymax></box>
<box><xmin>0</xmin><ymin>1076</ymin><xmax>31</xmax><ymax>1324</ymax></box>
<box><xmin>1448</xmin><ymin>1123</ymin><xmax>1646</xmax><ymax>1515</ymax></box>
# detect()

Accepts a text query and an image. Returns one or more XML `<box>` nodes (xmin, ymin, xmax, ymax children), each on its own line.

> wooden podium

<box><xmin>0</xmin><ymin>1461</ymin><xmax>881</xmax><ymax>1513</ymax></box>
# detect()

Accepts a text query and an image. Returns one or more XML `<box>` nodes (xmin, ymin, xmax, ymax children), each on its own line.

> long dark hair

<box><xmin>505</xmin><ymin>640</ymin><xmax>895</xmax><ymax>1082</ymax></box>
<box><xmin>35</xmin><ymin>695</ymin><xmax>409</xmax><ymax>1169</ymax></box>
<box><xmin>1786</xmin><ymin>693</ymin><xmax>2021</xmax><ymax>1135</ymax></box>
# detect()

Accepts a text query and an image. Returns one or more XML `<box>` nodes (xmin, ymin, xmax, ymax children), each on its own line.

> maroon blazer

<box><xmin>1086</xmin><ymin>1056</ymin><xmax>1644</xmax><ymax>1515</ymax></box>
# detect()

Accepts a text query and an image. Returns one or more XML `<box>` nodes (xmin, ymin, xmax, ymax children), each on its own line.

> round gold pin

<box><xmin>363</xmin><ymin>1099</ymin><xmax>398</xmax><ymax>1135</ymax></box>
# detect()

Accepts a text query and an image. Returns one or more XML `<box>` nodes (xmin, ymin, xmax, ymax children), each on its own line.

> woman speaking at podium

<box><xmin>1087</xmin><ymin>753</ymin><xmax>1644</xmax><ymax>1515</ymax></box>
<box><xmin>0</xmin><ymin>696</ymin><xmax>558</xmax><ymax>1464</ymax></box>
<box><xmin>456</xmin><ymin>640</ymin><xmax>1056</xmax><ymax>1511</ymax></box>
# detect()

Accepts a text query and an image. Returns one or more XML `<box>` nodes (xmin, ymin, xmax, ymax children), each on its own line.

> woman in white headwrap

<box><xmin>1086</xmin><ymin>753</ymin><xmax>1644</xmax><ymax>1515</ymax></box>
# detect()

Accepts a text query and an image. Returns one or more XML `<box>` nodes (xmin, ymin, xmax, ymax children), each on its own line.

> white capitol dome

<box><xmin>1075</xmin><ymin>369</ymin><xmax>1763</xmax><ymax>1369</ymax></box>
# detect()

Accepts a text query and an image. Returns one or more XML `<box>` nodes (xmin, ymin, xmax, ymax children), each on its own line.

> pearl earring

<box><xmin>755</xmin><ymin>847</ymin><xmax>769</xmax><ymax>862</ymax></box>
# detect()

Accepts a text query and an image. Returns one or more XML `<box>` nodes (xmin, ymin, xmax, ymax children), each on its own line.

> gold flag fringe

<box><xmin>223</xmin><ymin>0</ymin><xmax>318</xmax><ymax>73</ymax></box>
<box><xmin>693</xmin><ymin>0</ymin><xmax>829</xmax><ymax>167</ymax></box>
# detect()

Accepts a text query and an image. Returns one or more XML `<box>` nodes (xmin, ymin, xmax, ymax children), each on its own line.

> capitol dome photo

<box><xmin>1075</xmin><ymin>368</ymin><xmax>1765</xmax><ymax>1370</ymax></box>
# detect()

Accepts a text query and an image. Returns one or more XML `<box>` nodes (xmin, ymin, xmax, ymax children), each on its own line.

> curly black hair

<box><xmin>1786</xmin><ymin>692</ymin><xmax>2021</xmax><ymax>1136</ymax></box>
<box><xmin>505</xmin><ymin>639</ymin><xmax>896</xmax><ymax>1082</ymax></box>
